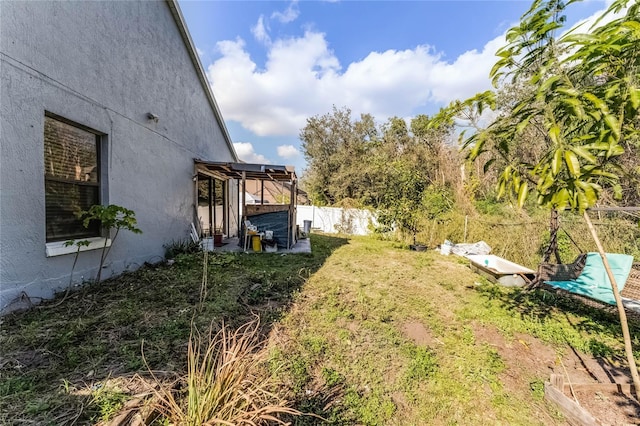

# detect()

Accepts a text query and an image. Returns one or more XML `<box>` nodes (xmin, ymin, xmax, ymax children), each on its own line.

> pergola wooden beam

<box><xmin>194</xmin><ymin>160</ymin><xmax>295</xmax><ymax>182</ymax></box>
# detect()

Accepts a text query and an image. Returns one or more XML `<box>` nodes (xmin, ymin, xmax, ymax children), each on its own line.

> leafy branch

<box><xmin>78</xmin><ymin>204</ymin><xmax>142</xmax><ymax>284</ymax></box>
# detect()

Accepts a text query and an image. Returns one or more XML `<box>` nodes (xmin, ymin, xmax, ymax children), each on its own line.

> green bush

<box><xmin>164</xmin><ymin>238</ymin><xmax>202</xmax><ymax>259</ymax></box>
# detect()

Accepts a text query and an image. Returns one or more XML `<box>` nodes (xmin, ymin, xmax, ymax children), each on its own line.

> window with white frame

<box><xmin>44</xmin><ymin>114</ymin><xmax>102</xmax><ymax>242</ymax></box>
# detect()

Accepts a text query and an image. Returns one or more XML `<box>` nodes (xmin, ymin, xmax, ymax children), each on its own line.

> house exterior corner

<box><xmin>0</xmin><ymin>0</ymin><xmax>238</xmax><ymax>314</ymax></box>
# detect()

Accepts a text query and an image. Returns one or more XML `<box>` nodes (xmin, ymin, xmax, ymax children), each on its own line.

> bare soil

<box><xmin>571</xmin><ymin>389</ymin><xmax>640</xmax><ymax>425</ymax></box>
<box><xmin>402</xmin><ymin>321</ymin><xmax>436</xmax><ymax>347</ymax></box>
<box><xmin>472</xmin><ymin>323</ymin><xmax>640</xmax><ymax>425</ymax></box>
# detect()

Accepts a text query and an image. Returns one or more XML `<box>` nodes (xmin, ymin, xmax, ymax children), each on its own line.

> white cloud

<box><xmin>233</xmin><ymin>142</ymin><xmax>272</xmax><ymax>164</ymax></box>
<box><xmin>251</xmin><ymin>15</ymin><xmax>271</xmax><ymax>44</ymax></box>
<box><xmin>277</xmin><ymin>144</ymin><xmax>301</xmax><ymax>159</ymax></box>
<box><xmin>208</xmin><ymin>31</ymin><xmax>496</xmax><ymax>137</ymax></box>
<box><xmin>425</xmin><ymin>36</ymin><xmax>504</xmax><ymax>104</ymax></box>
<box><xmin>207</xmin><ymin>3</ymin><xmax>612</xmax><ymax>138</ymax></box>
<box><xmin>271</xmin><ymin>1</ymin><xmax>299</xmax><ymax>23</ymax></box>
<box><xmin>196</xmin><ymin>46</ymin><xmax>204</xmax><ymax>56</ymax></box>
<box><xmin>567</xmin><ymin>1</ymin><xmax>623</xmax><ymax>33</ymax></box>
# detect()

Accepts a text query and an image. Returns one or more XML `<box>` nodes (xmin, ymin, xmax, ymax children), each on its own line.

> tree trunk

<box><xmin>543</xmin><ymin>208</ymin><xmax>561</xmax><ymax>263</ymax></box>
<box><xmin>583</xmin><ymin>210</ymin><xmax>639</xmax><ymax>400</ymax></box>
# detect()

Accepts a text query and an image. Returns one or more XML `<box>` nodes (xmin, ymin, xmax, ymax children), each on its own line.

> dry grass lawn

<box><xmin>1</xmin><ymin>234</ymin><xmax>638</xmax><ymax>424</ymax></box>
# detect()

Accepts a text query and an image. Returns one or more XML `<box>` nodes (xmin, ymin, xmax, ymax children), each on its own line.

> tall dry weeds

<box><xmin>149</xmin><ymin>318</ymin><xmax>300</xmax><ymax>425</ymax></box>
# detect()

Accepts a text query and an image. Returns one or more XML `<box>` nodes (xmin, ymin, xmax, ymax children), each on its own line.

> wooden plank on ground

<box><xmin>562</xmin><ymin>383</ymin><xmax>636</xmax><ymax>393</ymax></box>
<box><xmin>551</xmin><ymin>373</ymin><xmax>564</xmax><ymax>390</ymax></box>
<box><xmin>545</xmin><ymin>382</ymin><xmax>601</xmax><ymax>426</ymax></box>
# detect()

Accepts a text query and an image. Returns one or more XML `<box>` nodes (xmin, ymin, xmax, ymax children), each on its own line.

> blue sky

<box><xmin>178</xmin><ymin>0</ymin><xmax>609</xmax><ymax>173</ymax></box>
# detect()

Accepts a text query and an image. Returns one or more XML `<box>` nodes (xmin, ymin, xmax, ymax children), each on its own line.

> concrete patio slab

<box><xmin>200</xmin><ymin>236</ymin><xmax>311</xmax><ymax>254</ymax></box>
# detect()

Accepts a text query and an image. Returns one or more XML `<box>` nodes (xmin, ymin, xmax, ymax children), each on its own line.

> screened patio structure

<box><xmin>194</xmin><ymin>159</ymin><xmax>298</xmax><ymax>249</ymax></box>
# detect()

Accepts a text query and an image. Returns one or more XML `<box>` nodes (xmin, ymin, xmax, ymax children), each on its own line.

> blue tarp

<box><xmin>247</xmin><ymin>210</ymin><xmax>292</xmax><ymax>249</ymax></box>
<box><xmin>545</xmin><ymin>252</ymin><xmax>635</xmax><ymax>305</ymax></box>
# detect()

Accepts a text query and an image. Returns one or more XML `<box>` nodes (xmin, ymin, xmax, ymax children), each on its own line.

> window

<box><xmin>44</xmin><ymin>114</ymin><xmax>102</xmax><ymax>242</ymax></box>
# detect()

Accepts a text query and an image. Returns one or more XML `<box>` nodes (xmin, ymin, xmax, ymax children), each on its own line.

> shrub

<box><xmin>164</xmin><ymin>238</ymin><xmax>202</xmax><ymax>259</ymax></box>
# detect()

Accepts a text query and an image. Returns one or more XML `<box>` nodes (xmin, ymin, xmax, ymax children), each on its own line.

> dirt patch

<box><xmin>562</xmin><ymin>352</ymin><xmax>634</xmax><ymax>386</ymax></box>
<box><xmin>473</xmin><ymin>323</ymin><xmax>640</xmax><ymax>425</ymax></box>
<box><xmin>473</xmin><ymin>323</ymin><xmax>557</xmax><ymax>381</ymax></box>
<box><xmin>558</xmin><ymin>352</ymin><xmax>638</xmax><ymax>425</ymax></box>
<box><xmin>334</xmin><ymin>318</ymin><xmax>360</xmax><ymax>335</ymax></box>
<box><xmin>401</xmin><ymin>321</ymin><xmax>434</xmax><ymax>346</ymax></box>
<box><xmin>473</xmin><ymin>322</ymin><xmax>561</xmax><ymax>423</ymax></box>
<box><xmin>568</xmin><ymin>389</ymin><xmax>640</xmax><ymax>425</ymax></box>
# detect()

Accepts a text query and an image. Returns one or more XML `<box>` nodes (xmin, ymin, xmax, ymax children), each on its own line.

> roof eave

<box><xmin>165</xmin><ymin>0</ymin><xmax>238</xmax><ymax>162</ymax></box>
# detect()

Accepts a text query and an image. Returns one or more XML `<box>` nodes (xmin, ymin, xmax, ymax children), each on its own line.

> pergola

<box><xmin>194</xmin><ymin>159</ymin><xmax>298</xmax><ymax>248</ymax></box>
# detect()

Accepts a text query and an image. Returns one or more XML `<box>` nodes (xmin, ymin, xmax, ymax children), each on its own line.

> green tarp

<box><xmin>545</xmin><ymin>252</ymin><xmax>635</xmax><ymax>305</ymax></box>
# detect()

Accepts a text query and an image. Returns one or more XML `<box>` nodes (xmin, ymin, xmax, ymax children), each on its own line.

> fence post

<box><xmin>463</xmin><ymin>215</ymin><xmax>468</xmax><ymax>243</ymax></box>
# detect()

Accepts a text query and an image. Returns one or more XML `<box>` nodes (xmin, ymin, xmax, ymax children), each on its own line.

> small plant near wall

<box><xmin>164</xmin><ymin>238</ymin><xmax>202</xmax><ymax>259</ymax></box>
<box><xmin>41</xmin><ymin>239</ymin><xmax>93</xmax><ymax>307</ymax></box>
<box><xmin>63</xmin><ymin>239</ymin><xmax>91</xmax><ymax>284</ymax></box>
<box><xmin>78</xmin><ymin>204</ymin><xmax>142</xmax><ymax>283</ymax></box>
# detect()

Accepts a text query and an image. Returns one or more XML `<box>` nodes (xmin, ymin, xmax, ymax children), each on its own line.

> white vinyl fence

<box><xmin>296</xmin><ymin>205</ymin><xmax>377</xmax><ymax>235</ymax></box>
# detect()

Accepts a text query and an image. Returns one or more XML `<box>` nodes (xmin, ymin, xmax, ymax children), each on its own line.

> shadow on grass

<box><xmin>490</xmin><ymin>284</ymin><xmax>638</xmax><ymax>333</ymax></box>
<box><xmin>472</xmin><ymin>283</ymin><xmax>640</xmax><ymax>421</ymax></box>
<box><xmin>283</xmin><ymin>384</ymin><xmax>353</xmax><ymax>426</ymax></box>
<box><xmin>473</xmin><ymin>282</ymin><xmax>640</xmax><ymax>360</ymax></box>
<box><xmin>0</xmin><ymin>233</ymin><xmax>348</xmax><ymax>425</ymax></box>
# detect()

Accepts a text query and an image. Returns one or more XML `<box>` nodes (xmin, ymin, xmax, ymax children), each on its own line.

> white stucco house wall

<box><xmin>0</xmin><ymin>0</ymin><xmax>239</xmax><ymax>314</ymax></box>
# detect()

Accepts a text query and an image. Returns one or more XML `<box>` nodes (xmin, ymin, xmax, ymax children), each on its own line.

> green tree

<box><xmin>439</xmin><ymin>0</ymin><xmax>640</xmax><ymax>396</ymax></box>
<box><xmin>301</xmin><ymin>107</ymin><xmax>455</xmax><ymax>240</ymax></box>
<box><xmin>300</xmin><ymin>107</ymin><xmax>377</xmax><ymax>205</ymax></box>
<box><xmin>376</xmin><ymin>161</ymin><xmax>426</xmax><ymax>241</ymax></box>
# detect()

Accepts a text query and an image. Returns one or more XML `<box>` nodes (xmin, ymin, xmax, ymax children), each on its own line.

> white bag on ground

<box><xmin>451</xmin><ymin>241</ymin><xmax>491</xmax><ymax>257</ymax></box>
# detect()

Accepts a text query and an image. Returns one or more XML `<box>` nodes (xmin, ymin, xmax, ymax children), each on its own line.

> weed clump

<box><xmin>164</xmin><ymin>238</ymin><xmax>202</xmax><ymax>259</ymax></box>
<box><xmin>150</xmin><ymin>318</ymin><xmax>300</xmax><ymax>425</ymax></box>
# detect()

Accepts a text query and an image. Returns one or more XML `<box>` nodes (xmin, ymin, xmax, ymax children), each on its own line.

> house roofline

<box><xmin>166</xmin><ymin>0</ymin><xmax>238</xmax><ymax>162</ymax></box>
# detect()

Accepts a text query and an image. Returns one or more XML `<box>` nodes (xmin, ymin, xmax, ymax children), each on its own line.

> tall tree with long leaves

<box><xmin>435</xmin><ymin>0</ymin><xmax>640</xmax><ymax>397</ymax></box>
